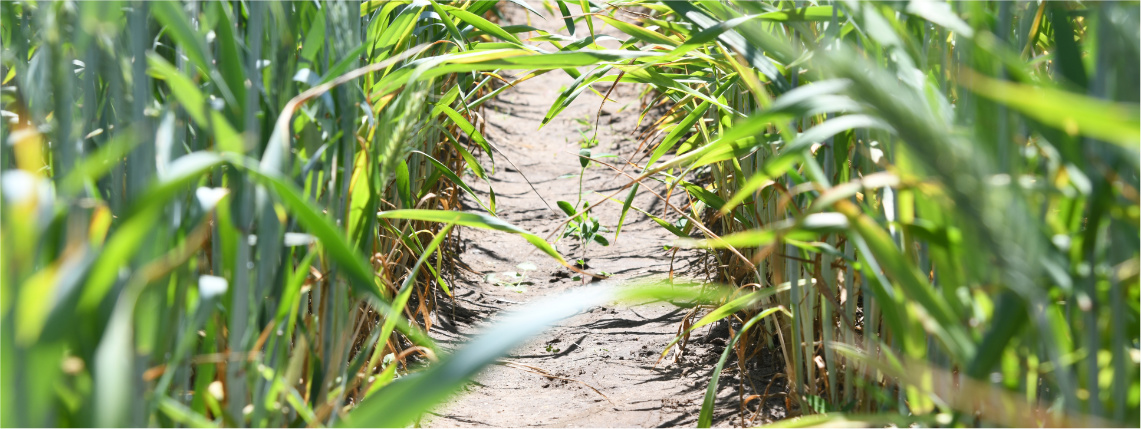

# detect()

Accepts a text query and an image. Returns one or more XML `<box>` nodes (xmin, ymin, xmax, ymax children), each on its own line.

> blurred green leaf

<box><xmin>963</xmin><ymin>70</ymin><xmax>1140</xmax><ymax>149</ymax></box>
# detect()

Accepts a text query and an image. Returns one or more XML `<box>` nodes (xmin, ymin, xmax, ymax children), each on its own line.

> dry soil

<box><xmin>422</xmin><ymin>6</ymin><xmax>789</xmax><ymax>427</ymax></box>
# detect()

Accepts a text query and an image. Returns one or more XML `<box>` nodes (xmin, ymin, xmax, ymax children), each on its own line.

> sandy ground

<box><xmin>421</xmin><ymin>5</ymin><xmax>789</xmax><ymax>427</ymax></box>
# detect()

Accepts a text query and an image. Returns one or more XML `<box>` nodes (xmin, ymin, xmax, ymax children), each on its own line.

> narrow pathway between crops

<box><xmin>422</xmin><ymin>6</ymin><xmax>788</xmax><ymax>428</ymax></box>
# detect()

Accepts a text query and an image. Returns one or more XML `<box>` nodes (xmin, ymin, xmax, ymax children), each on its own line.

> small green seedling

<box><xmin>559</xmin><ymin>203</ymin><xmax>608</xmax><ymax>248</ymax></box>
<box><xmin>573</xmin><ymin>115</ymin><xmax>600</xmax><ymax>148</ymax></box>
<box><xmin>576</xmin><ymin>128</ymin><xmax>600</xmax><ymax>148</ymax></box>
<box><xmin>557</xmin><ymin>149</ymin><xmax>611</xmax><ymax>283</ymax></box>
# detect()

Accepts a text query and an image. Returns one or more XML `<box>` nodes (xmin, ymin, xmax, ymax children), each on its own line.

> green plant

<box><xmin>574</xmin><ymin>127</ymin><xmax>601</xmax><ymax>149</ymax></box>
<box><xmin>4</xmin><ymin>1</ymin><xmax>1138</xmax><ymax>428</ymax></box>
<box><xmin>557</xmin><ymin>148</ymin><xmax>611</xmax><ymax>275</ymax></box>
<box><xmin>548</xmin><ymin>1</ymin><xmax>1139</xmax><ymax>426</ymax></box>
<box><xmin>0</xmin><ymin>1</ymin><xmax>654</xmax><ymax>427</ymax></box>
<box><xmin>572</xmin><ymin>115</ymin><xmax>601</xmax><ymax>148</ymax></box>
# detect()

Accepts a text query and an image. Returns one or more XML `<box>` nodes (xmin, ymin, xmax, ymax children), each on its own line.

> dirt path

<box><xmin>423</xmin><ymin>6</ymin><xmax>788</xmax><ymax>427</ymax></box>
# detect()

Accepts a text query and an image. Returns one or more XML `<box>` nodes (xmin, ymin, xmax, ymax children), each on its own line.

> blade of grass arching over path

<box><xmin>367</xmin><ymin>49</ymin><xmax>661</xmax><ymax>98</ymax></box>
<box><xmin>378</xmin><ymin>210</ymin><xmax>566</xmax><ymax>264</ymax></box>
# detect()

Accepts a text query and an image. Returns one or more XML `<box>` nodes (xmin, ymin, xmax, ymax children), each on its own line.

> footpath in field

<box><xmin>423</xmin><ymin>7</ymin><xmax>788</xmax><ymax>428</ymax></box>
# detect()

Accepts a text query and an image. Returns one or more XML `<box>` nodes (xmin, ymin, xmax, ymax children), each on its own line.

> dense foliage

<box><xmin>591</xmin><ymin>2</ymin><xmax>1141</xmax><ymax>426</ymax></box>
<box><xmin>1</xmin><ymin>1</ymin><xmax>1137</xmax><ymax>427</ymax></box>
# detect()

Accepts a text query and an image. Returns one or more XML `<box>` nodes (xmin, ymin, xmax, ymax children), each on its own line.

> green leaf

<box><xmin>614</xmin><ymin>183</ymin><xmax>639</xmax><ymax>241</ymax></box>
<box><xmin>904</xmin><ymin>1</ymin><xmax>972</xmax><ymax>37</ymax></box>
<box><xmin>429</xmin><ymin>1</ymin><xmax>467</xmax><ymax>50</ymax></box>
<box><xmin>378</xmin><ymin>209</ymin><xmax>566</xmax><ymax>264</ymax></box>
<box><xmin>646</xmin><ymin>76</ymin><xmax>739</xmax><ymax>168</ymax></box>
<box><xmin>435</xmin><ymin>124</ymin><xmax>487</xmax><ymax>179</ymax></box>
<box><xmin>236</xmin><ymin>158</ymin><xmax>382</xmax><ymax>302</ymax></box>
<box><xmin>158</xmin><ymin>397</ymin><xmax>220</xmax><ymax>428</ymax></box>
<box><xmin>754</xmin><ymin>6</ymin><xmax>840</xmax><ymax>22</ymax></box>
<box><xmin>677</xmin><ymin>179</ymin><xmax>727</xmax><ymax>212</ymax></box>
<box><xmin>803</xmin><ymin>395</ymin><xmax>831</xmax><ymax>414</ymax></box>
<box><xmin>59</xmin><ymin>128</ymin><xmax>141</xmax><ymax>197</ymax></box>
<box><xmin>694</xmin><ymin>114</ymin><xmax>888</xmax><ymax>173</ymax></box>
<box><xmin>557</xmin><ymin>200</ymin><xmax>577</xmax><ymax>217</ymax></box>
<box><xmin>319</xmin><ymin>42</ymin><xmax>367</xmax><ymax>84</ymax></box>
<box><xmin>151</xmin><ymin>1</ymin><xmax>210</xmax><ymax>76</ymax></box>
<box><xmin>208</xmin><ymin>1</ymin><xmax>247</xmax><ymax>111</ymax></box>
<box><xmin>395</xmin><ymin>162</ymin><xmax>412</xmax><ymax>208</ymax></box>
<box><xmin>555</xmin><ymin>0</ymin><xmax>575</xmax><ymax>36</ymax></box>
<box><xmin>299</xmin><ymin>12</ymin><xmax>327</xmax><ymax>63</ymax></box>
<box><xmin>147</xmin><ymin>55</ymin><xmax>243</xmax><ymax>153</ymax></box>
<box><xmin>626</xmin><ymin>205</ymin><xmax>686</xmax><ymax>238</ymax></box>
<box><xmin>438</xmin><ymin>106</ymin><xmax>495</xmax><ymax>171</ymax></box>
<box><xmin>371</xmin><ymin>49</ymin><xmax>660</xmax><ymax>99</ymax></box>
<box><xmin>680</xmin><ymin>213</ymin><xmax>849</xmax><ymax>249</ymax></box>
<box><xmin>412</xmin><ymin>150</ymin><xmax>496</xmax><ymax>215</ymax></box>
<box><xmin>839</xmin><ymin>204</ymin><xmax>974</xmax><ymax>362</ymax></box>
<box><xmin>962</xmin><ymin>71</ymin><xmax>1140</xmax><ymax>149</ymax></box>
<box><xmin>627</xmin><ymin>83</ymin><xmax>859</xmax><ymax>180</ymax></box>
<box><xmin>438</xmin><ymin>5</ymin><xmax>523</xmax><ymax>45</ymax></box>
<box><xmin>504</xmin><ymin>0</ymin><xmax>544</xmax><ymax>18</ymax></box>
<box><xmin>664</xmin><ymin>2</ymin><xmax>790</xmax><ymax>93</ymax></box>
<box><xmin>597</xmin><ymin>15</ymin><xmax>677</xmax><ymax>46</ymax></box>
<box><xmin>79</xmin><ymin>152</ymin><xmax>226</xmax><ymax>314</ymax></box>
<box><xmin>964</xmin><ymin>292</ymin><xmax>1028</xmax><ymax>380</ymax></box>
<box><xmin>370</xmin><ymin>2</ymin><xmax>422</xmax><ymax>58</ymax></box>
<box><xmin>541</xmin><ymin>65</ymin><xmax>612</xmax><ymax>126</ymax></box>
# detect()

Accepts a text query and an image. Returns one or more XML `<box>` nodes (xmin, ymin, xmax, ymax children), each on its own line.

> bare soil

<box><xmin>423</xmin><ymin>6</ymin><xmax>788</xmax><ymax>427</ymax></box>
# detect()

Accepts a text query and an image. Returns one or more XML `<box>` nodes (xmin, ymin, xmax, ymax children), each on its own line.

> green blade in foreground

<box><xmin>343</xmin><ymin>285</ymin><xmax>616</xmax><ymax>427</ymax></box>
<box><xmin>344</xmin><ymin>281</ymin><xmax>724</xmax><ymax>427</ymax></box>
